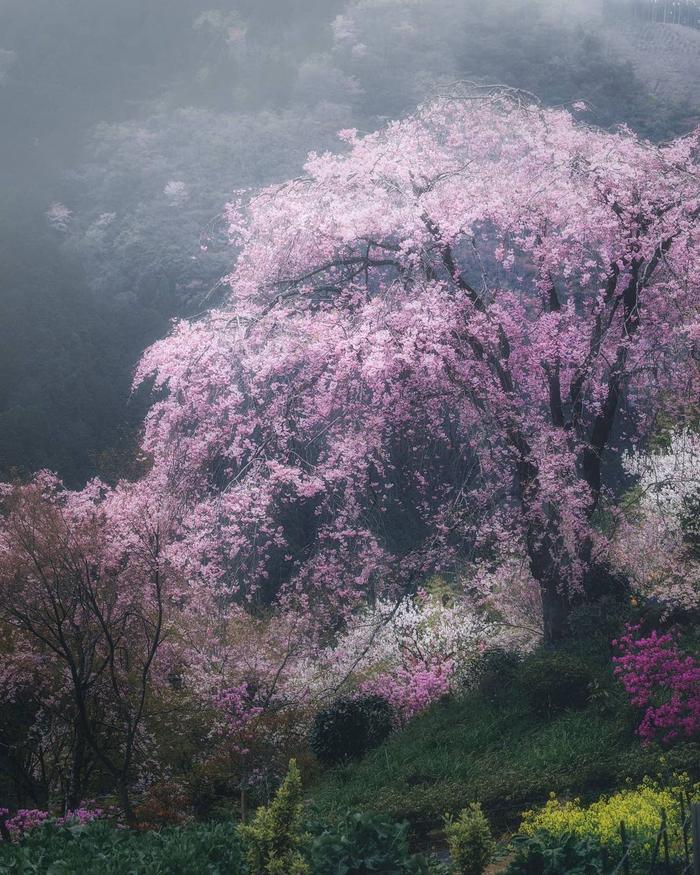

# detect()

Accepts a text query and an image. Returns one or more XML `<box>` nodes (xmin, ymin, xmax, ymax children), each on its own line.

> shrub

<box><xmin>476</xmin><ymin>647</ymin><xmax>522</xmax><ymax>702</ymax></box>
<box><xmin>309</xmin><ymin>810</ymin><xmax>431</xmax><ymax>874</ymax></box>
<box><xmin>518</xmin><ymin>777</ymin><xmax>700</xmax><ymax>871</ymax></box>
<box><xmin>518</xmin><ymin>651</ymin><xmax>593</xmax><ymax>715</ymax></box>
<box><xmin>443</xmin><ymin>803</ymin><xmax>495</xmax><ymax>875</ymax></box>
<box><xmin>309</xmin><ymin>695</ymin><xmax>394</xmax><ymax>766</ymax></box>
<box><xmin>507</xmin><ymin>832</ymin><xmax>605</xmax><ymax>874</ymax></box>
<box><xmin>240</xmin><ymin>758</ymin><xmax>310</xmax><ymax>875</ymax></box>
<box><xmin>134</xmin><ymin>781</ymin><xmax>191</xmax><ymax>828</ymax></box>
<box><xmin>613</xmin><ymin>625</ymin><xmax>700</xmax><ymax>745</ymax></box>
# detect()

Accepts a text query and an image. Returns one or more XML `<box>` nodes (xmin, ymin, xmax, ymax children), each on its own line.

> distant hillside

<box><xmin>601</xmin><ymin>19</ymin><xmax>700</xmax><ymax>110</ymax></box>
<box><xmin>605</xmin><ymin>0</ymin><xmax>700</xmax><ymax>28</ymax></box>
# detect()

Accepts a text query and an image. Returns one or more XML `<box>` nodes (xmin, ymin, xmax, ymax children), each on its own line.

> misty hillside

<box><xmin>0</xmin><ymin>0</ymin><xmax>698</xmax><ymax>485</ymax></box>
<box><xmin>601</xmin><ymin>19</ymin><xmax>700</xmax><ymax>107</ymax></box>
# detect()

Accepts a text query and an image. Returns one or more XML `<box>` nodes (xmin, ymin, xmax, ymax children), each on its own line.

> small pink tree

<box><xmin>0</xmin><ymin>476</ymin><xmax>186</xmax><ymax>821</ymax></box>
<box><xmin>134</xmin><ymin>92</ymin><xmax>700</xmax><ymax>643</ymax></box>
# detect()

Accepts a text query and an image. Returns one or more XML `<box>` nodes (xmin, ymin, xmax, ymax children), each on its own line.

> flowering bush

<box><xmin>613</xmin><ymin>625</ymin><xmax>700</xmax><ymax>745</ymax></box>
<box><xmin>295</xmin><ymin>590</ymin><xmax>516</xmax><ymax>723</ymax></box>
<box><xmin>212</xmin><ymin>682</ymin><xmax>265</xmax><ymax>756</ymax></box>
<box><xmin>3</xmin><ymin>805</ymin><xmax>104</xmax><ymax>840</ymax></box>
<box><xmin>519</xmin><ymin>778</ymin><xmax>699</xmax><ymax>869</ymax></box>
<box><xmin>359</xmin><ymin>659</ymin><xmax>454</xmax><ymax>722</ymax></box>
<box><xmin>5</xmin><ymin>808</ymin><xmax>50</xmax><ymax>839</ymax></box>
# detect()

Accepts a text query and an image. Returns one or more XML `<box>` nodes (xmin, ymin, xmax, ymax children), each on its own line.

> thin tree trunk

<box><xmin>118</xmin><ymin>778</ymin><xmax>136</xmax><ymax>826</ymax></box>
<box><xmin>66</xmin><ymin>724</ymin><xmax>86</xmax><ymax>812</ymax></box>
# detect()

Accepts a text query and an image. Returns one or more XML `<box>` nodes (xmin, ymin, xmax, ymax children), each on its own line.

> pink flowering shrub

<box><xmin>204</xmin><ymin>676</ymin><xmax>311</xmax><ymax>811</ymax></box>
<box><xmin>56</xmin><ymin>807</ymin><xmax>104</xmax><ymax>828</ymax></box>
<box><xmin>5</xmin><ymin>809</ymin><xmax>51</xmax><ymax>839</ymax></box>
<box><xmin>1</xmin><ymin>805</ymin><xmax>105</xmax><ymax>840</ymax></box>
<box><xmin>613</xmin><ymin>625</ymin><xmax>700</xmax><ymax>745</ymax></box>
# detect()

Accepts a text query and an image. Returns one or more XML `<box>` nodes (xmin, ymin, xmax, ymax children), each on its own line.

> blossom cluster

<box><xmin>359</xmin><ymin>658</ymin><xmax>454</xmax><ymax>720</ymax></box>
<box><xmin>613</xmin><ymin>432</ymin><xmax>700</xmax><ymax>610</ymax></box>
<box><xmin>4</xmin><ymin>808</ymin><xmax>50</xmax><ymax>838</ymax></box>
<box><xmin>613</xmin><ymin>625</ymin><xmax>700</xmax><ymax>744</ymax></box>
<box><xmin>289</xmin><ymin>585</ymin><xmax>534</xmax><ymax>721</ymax></box>
<box><xmin>212</xmin><ymin>682</ymin><xmax>264</xmax><ymax>755</ymax></box>
<box><xmin>1</xmin><ymin>806</ymin><xmax>104</xmax><ymax>840</ymax></box>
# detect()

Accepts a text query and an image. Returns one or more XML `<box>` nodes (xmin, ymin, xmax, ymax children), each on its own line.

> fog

<box><xmin>1</xmin><ymin>0</ymin><xmax>698</xmax><ymax>485</ymax></box>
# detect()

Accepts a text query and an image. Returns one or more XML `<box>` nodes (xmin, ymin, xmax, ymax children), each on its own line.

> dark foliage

<box><xmin>0</xmin><ymin>820</ymin><xmax>246</xmax><ymax>874</ymax></box>
<box><xmin>518</xmin><ymin>651</ymin><xmax>594</xmax><ymax>716</ymax></box>
<box><xmin>309</xmin><ymin>696</ymin><xmax>394</xmax><ymax>767</ymax></box>
<box><xmin>476</xmin><ymin>647</ymin><xmax>523</xmax><ymax>702</ymax></box>
<box><xmin>567</xmin><ymin>595</ymin><xmax>633</xmax><ymax>652</ymax></box>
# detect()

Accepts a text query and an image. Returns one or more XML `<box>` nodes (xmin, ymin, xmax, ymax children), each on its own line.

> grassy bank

<box><xmin>309</xmin><ymin>686</ymin><xmax>699</xmax><ymax>834</ymax></box>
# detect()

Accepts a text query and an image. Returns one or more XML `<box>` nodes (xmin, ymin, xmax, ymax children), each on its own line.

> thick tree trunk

<box><xmin>527</xmin><ymin>531</ymin><xmax>571</xmax><ymax>646</ymax></box>
<box><xmin>540</xmin><ymin>578</ymin><xmax>570</xmax><ymax>646</ymax></box>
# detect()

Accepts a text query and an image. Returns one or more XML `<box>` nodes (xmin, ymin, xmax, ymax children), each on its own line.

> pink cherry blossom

<box><xmin>135</xmin><ymin>92</ymin><xmax>700</xmax><ymax>643</ymax></box>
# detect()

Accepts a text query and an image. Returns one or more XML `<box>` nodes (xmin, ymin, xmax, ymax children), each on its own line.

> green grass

<box><xmin>308</xmin><ymin>688</ymin><xmax>700</xmax><ymax>834</ymax></box>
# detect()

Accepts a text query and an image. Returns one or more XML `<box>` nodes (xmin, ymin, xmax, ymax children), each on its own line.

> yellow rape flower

<box><xmin>519</xmin><ymin>777</ymin><xmax>699</xmax><ymax>866</ymax></box>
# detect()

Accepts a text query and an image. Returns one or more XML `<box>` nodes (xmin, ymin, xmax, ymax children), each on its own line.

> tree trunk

<box><xmin>527</xmin><ymin>533</ymin><xmax>570</xmax><ymax>646</ymax></box>
<box><xmin>66</xmin><ymin>725</ymin><xmax>86</xmax><ymax>812</ymax></box>
<box><xmin>240</xmin><ymin>785</ymin><xmax>248</xmax><ymax>824</ymax></box>
<box><xmin>118</xmin><ymin>779</ymin><xmax>136</xmax><ymax>826</ymax></box>
<box><xmin>540</xmin><ymin>577</ymin><xmax>570</xmax><ymax>646</ymax></box>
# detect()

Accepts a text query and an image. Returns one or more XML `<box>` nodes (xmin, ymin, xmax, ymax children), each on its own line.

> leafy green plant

<box><xmin>309</xmin><ymin>809</ymin><xmax>431</xmax><ymax>874</ymax></box>
<box><xmin>240</xmin><ymin>758</ymin><xmax>310</xmax><ymax>875</ymax></box>
<box><xmin>0</xmin><ymin>820</ymin><xmax>245</xmax><ymax>874</ymax></box>
<box><xmin>309</xmin><ymin>695</ymin><xmax>394</xmax><ymax>766</ymax></box>
<box><xmin>443</xmin><ymin>803</ymin><xmax>494</xmax><ymax>875</ymax></box>
<box><xmin>518</xmin><ymin>650</ymin><xmax>593</xmax><ymax>715</ymax></box>
<box><xmin>507</xmin><ymin>831</ymin><xmax>605</xmax><ymax>875</ymax></box>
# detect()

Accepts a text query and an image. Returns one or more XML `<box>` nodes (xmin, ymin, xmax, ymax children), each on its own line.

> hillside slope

<box><xmin>309</xmin><ymin>687</ymin><xmax>700</xmax><ymax>836</ymax></box>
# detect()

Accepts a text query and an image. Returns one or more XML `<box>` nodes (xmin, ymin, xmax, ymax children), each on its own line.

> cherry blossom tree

<box><xmin>0</xmin><ymin>475</ymin><xmax>187</xmax><ymax>821</ymax></box>
<box><xmin>136</xmin><ymin>91</ymin><xmax>700</xmax><ymax>643</ymax></box>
